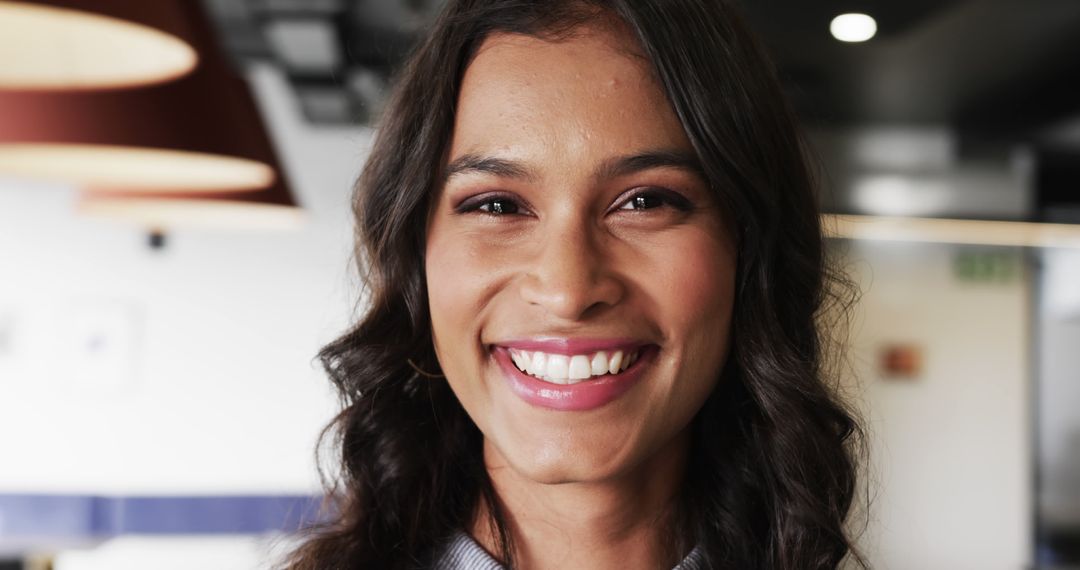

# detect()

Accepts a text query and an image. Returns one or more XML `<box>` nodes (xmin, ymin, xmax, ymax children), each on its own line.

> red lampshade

<box><xmin>75</xmin><ymin>70</ymin><xmax>304</xmax><ymax>232</ymax></box>
<box><xmin>0</xmin><ymin>57</ymin><xmax>283</xmax><ymax>193</ymax></box>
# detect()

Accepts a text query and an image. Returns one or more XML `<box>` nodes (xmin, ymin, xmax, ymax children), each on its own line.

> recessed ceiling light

<box><xmin>830</xmin><ymin>13</ymin><xmax>877</xmax><ymax>43</ymax></box>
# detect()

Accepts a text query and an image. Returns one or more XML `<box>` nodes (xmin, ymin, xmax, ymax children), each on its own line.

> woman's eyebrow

<box><xmin>442</xmin><ymin>148</ymin><xmax>704</xmax><ymax>184</ymax></box>
<box><xmin>443</xmin><ymin>154</ymin><xmax>539</xmax><ymax>183</ymax></box>
<box><xmin>594</xmin><ymin>149</ymin><xmax>705</xmax><ymax>181</ymax></box>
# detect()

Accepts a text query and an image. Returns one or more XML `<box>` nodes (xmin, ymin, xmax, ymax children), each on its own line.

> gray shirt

<box><xmin>434</xmin><ymin>530</ymin><xmax>705</xmax><ymax>569</ymax></box>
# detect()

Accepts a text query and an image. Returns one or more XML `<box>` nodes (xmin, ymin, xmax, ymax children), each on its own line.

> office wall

<box><xmin>0</xmin><ymin>64</ymin><xmax>367</xmax><ymax>494</ymax></box>
<box><xmin>1038</xmin><ymin>248</ymin><xmax>1080</xmax><ymax>529</ymax></box>
<box><xmin>844</xmin><ymin>240</ymin><xmax>1031</xmax><ymax>569</ymax></box>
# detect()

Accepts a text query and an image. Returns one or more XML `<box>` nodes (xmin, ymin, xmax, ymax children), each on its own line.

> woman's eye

<box><xmin>456</xmin><ymin>194</ymin><xmax>524</xmax><ymax>216</ymax></box>
<box><xmin>480</xmin><ymin>198</ymin><xmax>519</xmax><ymax>215</ymax></box>
<box><xmin>617</xmin><ymin>188</ymin><xmax>692</xmax><ymax>212</ymax></box>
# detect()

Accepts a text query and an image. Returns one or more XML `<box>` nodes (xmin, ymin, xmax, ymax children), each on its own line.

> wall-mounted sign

<box><xmin>953</xmin><ymin>251</ymin><xmax>1020</xmax><ymax>284</ymax></box>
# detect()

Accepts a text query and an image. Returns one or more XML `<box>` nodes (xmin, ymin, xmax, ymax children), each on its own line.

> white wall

<box><xmin>845</xmin><ymin>240</ymin><xmax>1031</xmax><ymax>570</ymax></box>
<box><xmin>0</xmin><ymin>64</ymin><xmax>368</xmax><ymax>495</ymax></box>
<box><xmin>53</xmin><ymin>536</ymin><xmax>292</xmax><ymax>570</ymax></box>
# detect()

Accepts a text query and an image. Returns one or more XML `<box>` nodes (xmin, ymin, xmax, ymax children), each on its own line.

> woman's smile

<box><xmin>489</xmin><ymin>339</ymin><xmax>659</xmax><ymax>410</ymax></box>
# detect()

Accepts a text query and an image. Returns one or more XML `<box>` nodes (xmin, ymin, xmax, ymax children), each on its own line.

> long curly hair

<box><xmin>285</xmin><ymin>0</ymin><xmax>866</xmax><ymax>568</ymax></box>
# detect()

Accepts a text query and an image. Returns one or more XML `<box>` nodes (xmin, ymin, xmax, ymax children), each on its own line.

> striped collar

<box><xmin>434</xmin><ymin>530</ymin><xmax>706</xmax><ymax>569</ymax></box>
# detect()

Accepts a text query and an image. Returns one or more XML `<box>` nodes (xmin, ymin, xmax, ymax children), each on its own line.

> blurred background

<box><xmin>0</xmin><ymin>0</ymin><xmax>1077</xmax><ymax>568</ymax></box>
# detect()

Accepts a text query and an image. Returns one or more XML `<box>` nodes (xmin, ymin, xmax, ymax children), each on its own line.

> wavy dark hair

<box><xmin>286</xmin><ymin>0</ymin><xmax>866</xmax><ymax>568</ymax></box>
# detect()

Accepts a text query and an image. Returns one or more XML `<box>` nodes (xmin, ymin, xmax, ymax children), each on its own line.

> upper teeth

<box><xmin>508</xmin><ymin>348</ymin><xmax>640</xmax><ymax>384</ymax></box>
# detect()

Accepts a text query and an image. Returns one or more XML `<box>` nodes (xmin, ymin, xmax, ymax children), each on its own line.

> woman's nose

<box><xmin>518</xmin><ymin>219</ymin><xmax>625</xmax><ymax>320</ymax></box>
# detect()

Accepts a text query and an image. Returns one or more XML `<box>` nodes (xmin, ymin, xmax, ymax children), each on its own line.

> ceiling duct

<box><xmin>201</xmin><ymin>0</ymin><xmax>444</xmax><ymax>124</ymax></box>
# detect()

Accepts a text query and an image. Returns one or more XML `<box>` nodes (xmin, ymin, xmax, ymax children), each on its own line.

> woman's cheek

<box><xmin>644</xmin><ymin>223</ymin><xmax>734</xmax><ymax>313</ymax></box>
<box><xmin>645</xmin><ymin>226</ymin><xmax>736</xmax><ymax>386</ymax></box>
<box><xmin>426</xmin><ymin>229</ymin><xmax>510</xmax><ymax>370</ymax></box>
<box><xmin>426</xmin><ymin>230</ymin><xmax>465</xmax><ymax>364</ymax></box>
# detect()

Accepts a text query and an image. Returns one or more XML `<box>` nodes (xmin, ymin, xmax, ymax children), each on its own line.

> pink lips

<box><xmin>498</xmin><ymin>337</ymin><xmax>646</xmax><ymax>355</ymax></box>
<box><xmin>491</xmin><ymin>339</ymin><xmax>655</xmax><ymax>411</ymax></box>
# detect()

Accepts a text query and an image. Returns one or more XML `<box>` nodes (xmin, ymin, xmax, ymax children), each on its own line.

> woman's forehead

<box><xmin>465</xmin><ymin>22</ymin><xmax>653</xmax><ymax>92</ymax></box>
<box><xmin>449</xmin><ymin>24</ymin><xmax>691</xmax><ymax>171</ymax></box>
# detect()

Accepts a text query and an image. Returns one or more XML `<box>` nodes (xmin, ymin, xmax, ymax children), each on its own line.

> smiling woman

<box><xmin>426</xmin><ymin>27</ymin><xmax>737</xmax><ymax>567</ymax></box>
<box><xmin>286</xmin><ymin>1</ymin><xmax>864</xmax><ymax>569</ymax></box>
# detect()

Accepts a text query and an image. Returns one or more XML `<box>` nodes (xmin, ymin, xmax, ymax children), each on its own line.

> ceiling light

<box><xmin>0</xmin><ymin>1</ymin><xmax>200</xmax><ymax>90</ymax></box>
<box><xmin>830</xmin><ymin>13</ymin><xmax>877</xmax><ymax>43</ymax></box>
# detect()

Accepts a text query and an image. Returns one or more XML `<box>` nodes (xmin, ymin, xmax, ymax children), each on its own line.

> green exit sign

<box><xmin>953</xmin><ymin>251</ymin><xmax>1020</xmax><ymax>283</ymax></box>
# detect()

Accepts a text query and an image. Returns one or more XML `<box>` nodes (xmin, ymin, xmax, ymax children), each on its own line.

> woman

<box><xmin>288</xmin><ymin>0</ymin><xmax>864</xmax><ymax>568</ymax></box>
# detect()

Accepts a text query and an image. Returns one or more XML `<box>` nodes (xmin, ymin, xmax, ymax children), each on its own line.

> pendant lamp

<box><xmin>0</xmin><ymin>61</ymin><xmax>280</xmax><ymax>194</ymax></box>
<box><xmin>0</xmin><ymin>0</ymin><xmax>201</xmax><ymax>90</ymax></box>
<box><xmin>0</xmin><ymin>0</ymin><xmax>277</xmax><ymax>194</ymax></box>
<box><xmin>68</xmin><ymin>66</ymin><xmax>304</xmax><ymax>231</ymax></box>
<box><xmin>0</xmin><ymin>1</ymin><xmax>304</xmax><ymax>230</ymax></box>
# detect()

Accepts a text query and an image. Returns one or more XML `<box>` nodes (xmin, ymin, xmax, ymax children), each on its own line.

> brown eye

<box><xmin>479</xmin><ymin>198</ymin><xmax>519</xmax><ymax>215</ymax></box>
<box><xmin>455</xmin><ymin>193</ymin><xmax>526</xmax><ymax>216</ymax></box>
<box><xmin>628</xmin><ymin>194</ymin><xmax>662</xmax><ymax>210</ymax></box>
<box><xmin>617</xmin><ymin>188</ymin><xmax>693</xmax><ymax>212</ymax></box>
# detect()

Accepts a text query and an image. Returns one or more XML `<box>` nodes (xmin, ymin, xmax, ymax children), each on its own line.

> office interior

<box><xmin>0</xmin><ymin>1</ymin><xmax>1078</xmax><ymax>568</ymax></box>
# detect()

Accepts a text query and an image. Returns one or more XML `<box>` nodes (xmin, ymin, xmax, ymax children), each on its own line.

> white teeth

<box><xmin>529</xmin><ymin>351</ymin><xmax>546</xmax><ymax>376</ymax></box>
<box><xmin>568</xmin><ymin>355</ymin><xmax>591</xmax><ymax>380</ymax></box>
<box><xmin>511</xmin><ymin>351</ymin><xmax>528</xmax><ymax>372</ymax></box>
<box><xmin>509</xmin><ymin>347</ymin><xmax>643</xmax><ymax>385</ymax></box>
<box><xmin>590</xmin><ymin>351</ymin><xmax>608</xmax><ymax>375</ymax></box>
<box><xmin>608</xmin><ymin>350</ymin><xmax>624</xmax><ymax>375</ymax></box>
<box><xmin>546</xmin><ymin>355</ymin><xmax>569</xmax><ymax>381</ymax></box>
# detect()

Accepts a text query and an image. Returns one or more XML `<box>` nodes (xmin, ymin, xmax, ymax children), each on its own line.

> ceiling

<box><xmin>199</xmin><ymin>0</ymin><xmax>1080</xmax><ymax>151</ymax></box>
<box><xmin>741</xmin><ymin>1</ymin><xmax>1080</xmax><ymax>140</ymax></box>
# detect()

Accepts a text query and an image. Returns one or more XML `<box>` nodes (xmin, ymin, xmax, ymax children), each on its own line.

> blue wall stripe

<box><xmin>0</xmin><ymin>495</ymin><xmax>326</xmax><ymax>537</ymax></box>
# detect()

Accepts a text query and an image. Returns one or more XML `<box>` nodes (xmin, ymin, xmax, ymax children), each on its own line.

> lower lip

<box><xmin>492</xmin><ymin>346</ymin><xmax>655</xmax><ymax>411</ymax></box>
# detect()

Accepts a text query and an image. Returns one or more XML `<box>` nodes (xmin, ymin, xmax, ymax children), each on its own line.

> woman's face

<box><xmin>426</xmin><ymin>23</ymin><xmax>736</xmax><ymax>484</ymax></box>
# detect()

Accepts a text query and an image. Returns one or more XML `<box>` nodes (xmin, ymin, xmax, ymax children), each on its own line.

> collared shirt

<box><xmin>433</xmin><ymin>530</ymin><xmax>706</xmax><ymax>569</ymax></box>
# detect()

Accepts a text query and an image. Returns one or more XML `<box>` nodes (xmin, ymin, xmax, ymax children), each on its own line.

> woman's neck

<box><xmin>471</xmin><ymin>431</ymin><xmax>691</xmax><ymax>570</ymax></box>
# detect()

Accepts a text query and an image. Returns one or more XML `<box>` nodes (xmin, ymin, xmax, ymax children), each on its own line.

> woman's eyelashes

<box><xmin>454</xmin><ymin>192</ymin><xmax>526</xmax><ymax>216</ymax></box>
<box><xmin>453</xmin><ymin>187</ymin><xmax>693</xmax><ymax>218</ymax></box>
<box><xmin>615</xmin><ymin>187</ymin><xmax>693</xmax><ymax>213</ymax></box>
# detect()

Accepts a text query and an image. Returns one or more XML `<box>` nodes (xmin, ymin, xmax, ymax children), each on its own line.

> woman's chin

<box><xmin>484</xmin><ymin>433</ymin><xmax>637</xmax><ymax>486</ymax></box>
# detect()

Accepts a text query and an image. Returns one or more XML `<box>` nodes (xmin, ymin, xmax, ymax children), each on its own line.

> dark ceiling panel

<box><xmin>743</xmin><ymin>0</ymin><xmax>1080</xmax><ymax>137</ymax></box>
<box><xmin>202</xmin><ymin>0</ymin><xmax>1080</xmax><ymax>146</ymax></box>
